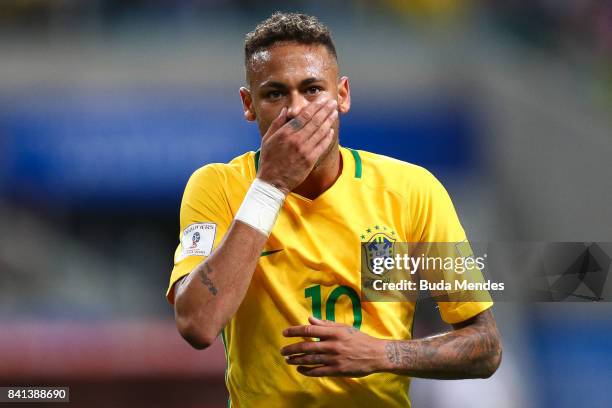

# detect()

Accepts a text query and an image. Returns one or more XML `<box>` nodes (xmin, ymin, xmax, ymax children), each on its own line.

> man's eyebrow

<box><xmin>259</xmin><ymin>81</ymin><xmax>287</xmax><ymax>89</ymax></box>
<box><xmin>301</xmin><ymin>77</ymin><xmax>325</xmax><ymax>86</ymax></box>
<box><xmin>259</xmin><ymin>77</ymin><xmax>325</xmax><ymax>89</ymax></box>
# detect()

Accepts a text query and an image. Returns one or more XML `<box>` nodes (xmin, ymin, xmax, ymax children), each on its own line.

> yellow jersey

<box><xmin>167</xmin><ymin>146</ymin><xmax>493</xmax><ymax>407</ymax></box>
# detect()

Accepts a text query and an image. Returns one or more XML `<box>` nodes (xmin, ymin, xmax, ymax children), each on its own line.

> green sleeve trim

<box><xmin>349</xmin><ymin>148</ymin><xmax>362</xmax><ymax>178</ymax></box>
<box><xmin>220</xmin><ymin>329</ymin><xmax>229</xmax><ymax>359</ymax></box>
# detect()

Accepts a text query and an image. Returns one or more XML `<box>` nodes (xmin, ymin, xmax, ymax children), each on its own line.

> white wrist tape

<box><xmin>235</xmin><ymin>178</ymin><xmax>286</xmax><ymax>236</ymax></box>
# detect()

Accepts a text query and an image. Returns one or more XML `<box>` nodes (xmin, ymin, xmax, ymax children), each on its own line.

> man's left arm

<box><xmin>281</xmin><ymin>309</ymin><xmax>502</xmax><ymax>379</ymax></box>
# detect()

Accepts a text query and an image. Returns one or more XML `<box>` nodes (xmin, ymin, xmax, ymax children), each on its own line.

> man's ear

<box><xmin>337</xmin><ymin>76</ymin><xmax>351</xmax><ymax>114</ymax></box>
<box><xmin>239</xmin><ymin>87</ymin><xmax>257</xmax><ymax>122</ymax></box>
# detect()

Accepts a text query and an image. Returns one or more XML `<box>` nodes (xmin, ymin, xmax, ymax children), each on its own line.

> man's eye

<box><xmin>306</xmin><ymin>87</ymin><xmax>321</xmax><ymax>95</ymax></box>
<box><xmin>267</xmin><ymin>91</ymin><xmax>283</xmax><ymax>99</ymax></box>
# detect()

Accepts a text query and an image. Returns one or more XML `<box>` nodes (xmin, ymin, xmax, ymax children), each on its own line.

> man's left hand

<box><xmin>281</xmin><ymin>316</ymin><xmax>385</xmax><ymax>377</ymax></box>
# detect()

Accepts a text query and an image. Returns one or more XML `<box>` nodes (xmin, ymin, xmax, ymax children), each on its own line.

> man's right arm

<box><xmin>173</xmin><ymin>99</ymin><xmax>338</xmax><ymax>349</ymax></box>
<box><xmin>173</xmin><ymin>220</ymin><xmax>267</xmax><ymax>349</ymax></box>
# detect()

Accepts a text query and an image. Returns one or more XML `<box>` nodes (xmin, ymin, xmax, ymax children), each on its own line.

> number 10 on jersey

<box><xmin>304</xmin><ymin>285</ymin><xmax>362</xmax><ymax>329</ymax></box>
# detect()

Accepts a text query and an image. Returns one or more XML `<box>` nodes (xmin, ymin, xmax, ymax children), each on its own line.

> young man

<box><xmin>167</xmin><ymin>12</ymin><xmax>501</xmax><ymax>407</ymax></box>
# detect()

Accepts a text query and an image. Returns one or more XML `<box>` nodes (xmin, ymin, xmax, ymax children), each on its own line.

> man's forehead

<box><xmin>247</xmin><ymin>43</ymin><xmax>337</xmax><ymax>85</ymax></box>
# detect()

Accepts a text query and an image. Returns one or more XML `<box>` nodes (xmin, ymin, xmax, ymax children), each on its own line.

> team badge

<box><xmin>360</xmin><ymin>225</ymin><xmax>397</xmax><ymax>275</ymax></box>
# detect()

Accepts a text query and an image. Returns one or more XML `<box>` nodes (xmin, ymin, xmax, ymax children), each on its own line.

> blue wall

<box><xmin>0</xmin><ymin>88</ymin><xmax>480</xmax><ymax>210</ymax></box>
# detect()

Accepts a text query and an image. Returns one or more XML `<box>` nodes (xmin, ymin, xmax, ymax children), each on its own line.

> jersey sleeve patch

<box><xmin>178</xmin><ymin>222</ymin><xmax>217</xmax><ymax>260</ymax></box>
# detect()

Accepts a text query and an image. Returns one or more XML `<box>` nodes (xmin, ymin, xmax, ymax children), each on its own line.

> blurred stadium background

<box><xmin>1</xmin><ymin>1</ymin><xmax>611</xmax><ymax>407</ymax></box>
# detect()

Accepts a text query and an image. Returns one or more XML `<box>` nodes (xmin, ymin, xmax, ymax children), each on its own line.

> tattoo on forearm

<box><xmin>385</xmin><ymin>311</ymin><xmax>501</xmax><ymax>379</ymax></box>
<box><xmin>199</xmin><ymin>263</ymin><xmax>218</xmax><ymax>295</ymax></box>
<box><xmin>386</xmin><ymin>342</ymin><xmax>400</xmax><ymax>365</ymax></box>
<box><xmin>386</xmin><ymin>342</ymin><xmax>414</xmax><ymax>367</ymax></box>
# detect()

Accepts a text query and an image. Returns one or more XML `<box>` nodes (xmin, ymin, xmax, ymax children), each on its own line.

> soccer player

<box><xmin>167</xmin><ymin>12</ymin><xmax>502</xmax><ymax>407</ymax></box>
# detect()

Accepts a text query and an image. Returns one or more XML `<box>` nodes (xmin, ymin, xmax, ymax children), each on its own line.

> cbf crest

<box><xmin>360</xmin><ymin>225</ymin><xmax>397</xmax><ymax>275</ymax></box>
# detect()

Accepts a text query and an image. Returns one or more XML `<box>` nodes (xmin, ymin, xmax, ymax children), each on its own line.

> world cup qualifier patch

<box><xmin>179</xmin><ymin>223</ymin><xmax>217</xmax><ymax>259</ymax></box>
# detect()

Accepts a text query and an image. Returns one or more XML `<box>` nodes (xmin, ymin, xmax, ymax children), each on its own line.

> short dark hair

<box><xmin>244</xmin><ymin>12</ymin><xmax>338</xmax><ymax>69</ymax></box>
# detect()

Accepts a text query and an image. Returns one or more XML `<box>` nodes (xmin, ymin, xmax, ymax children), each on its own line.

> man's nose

<box><xmin>285</xmin><ymin>92</ymin><xmax>309</xmax><ymax>120</ymax></box>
